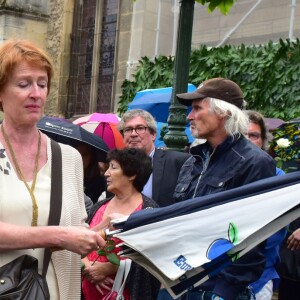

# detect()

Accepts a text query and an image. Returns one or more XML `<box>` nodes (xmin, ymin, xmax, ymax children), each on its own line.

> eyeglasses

<box><xmin>245</xmin><ymin>132</ymin><xmax>261</xmax><ymax>141</ymax></box>
<box><xmin>123</xmin><ymin>126</ymin><xmax>149</xmax><ymax>136</ymax></box>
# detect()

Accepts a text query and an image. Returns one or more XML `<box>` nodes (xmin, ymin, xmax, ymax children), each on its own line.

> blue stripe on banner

<box><xmin>121</xmin><ymin>171</ymin><xmax>300</xmax><ymax>231</ymax></box>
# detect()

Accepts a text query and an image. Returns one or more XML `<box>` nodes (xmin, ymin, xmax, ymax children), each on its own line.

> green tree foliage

<box><xmin>118</xmin><ymin>39</ymin><xmax>300</xmax><ymax>120</ymax></box>
<box><xmin>195</xmin><ymin>0</ymin><xmax>236</xmax><ymax>15</ymax></box>
<box><xmin>118</xmin><ymin>56</ymin><xmax>174</xmax><ymax>115</ymax></box>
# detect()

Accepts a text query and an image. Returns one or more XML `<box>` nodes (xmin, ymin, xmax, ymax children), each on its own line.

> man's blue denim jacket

<box><xmin>173</xmin><ymin>135</ymin><xmax>276</xmax><ymax>300</ymax></box>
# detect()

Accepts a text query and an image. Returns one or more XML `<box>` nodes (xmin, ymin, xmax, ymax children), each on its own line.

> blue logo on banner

<box><xmin>174</xmin><ymin>255</ymin><xmax>192</xmax><ymax>271</ymax></box>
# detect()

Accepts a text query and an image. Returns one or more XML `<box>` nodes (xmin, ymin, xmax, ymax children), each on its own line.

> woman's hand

<box><xmin>287</xmin><ymin>228</ymin><xmax>300</xmax><ymax>250</ymax></box>
<box><xmin>95</xmin><ymin>277</ymin><xmax>115</xmax><ymax>294</ymax></box>
<box><xmin>92</xmin><ymin>213</ymin><xmax>127</xmax><ymax>233</ymax></box>
<box><xmin>57</xmin><ymin>226</ymin><xmax>105</xmax><ymax>256</ymax></box>
<box><xmin>82</xmin><ymin>260</ymin><xmax>118</xmax><ymax>283</ymax></box>
<box><xmin>0</xmin><ymin>222</ymin><xmax>105</xmax><ymax>254</ymax></box>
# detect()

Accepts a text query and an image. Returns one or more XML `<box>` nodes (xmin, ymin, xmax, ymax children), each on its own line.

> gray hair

<box><xmin>118</xmin><ymin>109</ymin><xmax>157</xmax><ymax>135</ymax></box>
<box><xmin>204</xmin><ymin>97</ymin><xmax>249</xmax><ymax>137</ymax></box>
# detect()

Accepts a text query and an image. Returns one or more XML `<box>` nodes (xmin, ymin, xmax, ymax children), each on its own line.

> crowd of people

<box><xmin>0</xmin><ymin>39</ymin><xmax>299</xmax><ymax>300</ymax></box>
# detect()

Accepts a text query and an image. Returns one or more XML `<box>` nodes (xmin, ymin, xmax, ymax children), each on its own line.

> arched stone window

<box><xmin>67</xmin><ymin>0</ymin><xmax>118</xmax><ymax>117</ymax></box>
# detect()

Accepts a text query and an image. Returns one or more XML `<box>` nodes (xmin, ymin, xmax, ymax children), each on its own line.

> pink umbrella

<box><xmin>74</xmin><ymin>113</ymin><xmax>120</xmax><ymax>125</ymax></box>
<box><xmin>73</xmin><ymin>113</ymin><xmax>125</xmax><ymax>150</ymax></box>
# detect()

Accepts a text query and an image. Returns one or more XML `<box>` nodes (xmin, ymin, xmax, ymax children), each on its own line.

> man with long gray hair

<box><xmin>158</xmin><ymin>78</ymin><xmax>276</xmax><ymax>300</ymax></box>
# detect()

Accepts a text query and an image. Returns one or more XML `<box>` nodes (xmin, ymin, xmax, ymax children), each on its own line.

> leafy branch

<box><xmin>196</xmin><ymin>0</ymin><xmax>236</xmax><ymax>15</ymax></box>
<box><xmin>96</xmin><ymin>239</ymin><xmax>120</xmax><ymax>266</ymax></box>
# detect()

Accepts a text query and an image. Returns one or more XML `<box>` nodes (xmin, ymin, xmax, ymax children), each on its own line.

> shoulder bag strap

<box><xmin>111</xmin><ymin>260</ymin><xmax>125</xmax><ymax>293</ymax></box>
<box><xmin>42</xmin><ymin>139</ymin><xmax>62</xmax><ymax>277</ymax></box>
<box><xmin>111</xmin><ymin>259</ymin><xmax>132</xmax><ymax>297</ymax></box>
<box><xmin>117</xmin><ymin>259</ymin><xmax>132</xmax><ymax>298</ymax></box>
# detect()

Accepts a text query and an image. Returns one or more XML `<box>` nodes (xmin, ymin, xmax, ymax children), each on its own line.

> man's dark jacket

<box><xmin>152</xmin><ymin>148</ymin><xmax>190</xmax><ymax>207</ymax></box>
<box><xmin>174</xmin><ymin>135</ymin><xmax>276</xmax><ymax>300</ymax></box>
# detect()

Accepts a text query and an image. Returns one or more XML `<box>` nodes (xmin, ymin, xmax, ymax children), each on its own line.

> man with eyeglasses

<box><xmin>118</xmin><ymin>109</ymin><xmax>190</xmax><ymax>207</ymax></box>
<box><xmin>157</xmin><ymin>78</ymin><xmax>276</xmax><ymax>300</ymax></box>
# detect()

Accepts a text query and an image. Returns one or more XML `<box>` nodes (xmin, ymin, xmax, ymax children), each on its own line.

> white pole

<box><xmin>217</xmin><ymin>0</ymin><xmax>264</xmax><ymax>47</ymax></box>
<box><xmin>126</xmin><ymin>1</ymin><xmax>138</xmax><ymax>79</ymax></box>
<box><xmin>289</xmin><ymin>0</ymin><xmax>297</xmax><ymax>40</ymax></box>
<box><xmin>172</xmin><ymin>0</ymin><xmax>179</xmax><ymax>56</ymax></box>
<box><xmin>154</xmin><ymin>0</ymin><xmax>162</xmax><ymax>56</ymax></box>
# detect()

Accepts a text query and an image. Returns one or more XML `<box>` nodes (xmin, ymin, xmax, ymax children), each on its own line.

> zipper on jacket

<box><xmin>192</xmin><ymin>148</ymin><xmax>216</xmax><ymax>198</ymax></box>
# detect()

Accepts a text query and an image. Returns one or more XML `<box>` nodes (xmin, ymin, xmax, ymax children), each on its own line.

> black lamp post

<box><xmin>163</xmin><ymin>0</ymin><xmax>195</xmax><ymax>151</ymax></box>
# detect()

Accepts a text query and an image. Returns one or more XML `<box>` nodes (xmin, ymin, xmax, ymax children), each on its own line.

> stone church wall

<box><xmin>0</xmin><ymin>0</ymin><xmax>74</xmax><ymax>116</ymax></box>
